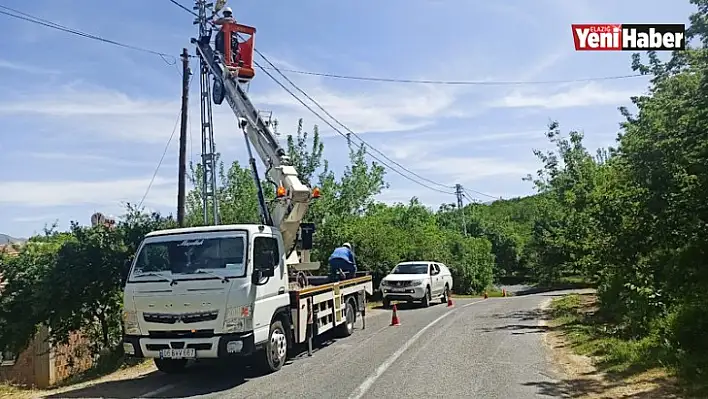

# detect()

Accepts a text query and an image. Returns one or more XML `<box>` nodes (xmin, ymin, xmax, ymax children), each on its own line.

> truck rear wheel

<box><xmin>154</xmin><ymin>358</ymin><xmax>187</xmax><ymax>374</ymax></box>
<box><xmin>256</xmin><ymin>319</ymin><xmax>288</xmax><ymax>374</ymax></box>
<box><xmin>337</xmin><ymin>300</ymin><xmax>356</xmax><ymax>337</ymax></box>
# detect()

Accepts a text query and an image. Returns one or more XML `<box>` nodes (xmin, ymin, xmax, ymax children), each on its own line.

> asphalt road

<box><xmin>48</xmin><ymin>290</ymin><xmax>575</xmax><ymax>399</ymax></box>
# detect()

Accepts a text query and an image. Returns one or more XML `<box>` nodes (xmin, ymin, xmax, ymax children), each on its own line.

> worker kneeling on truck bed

<box><xmin>329</xmin><ymin>242</ymin><xmax>357</xmax><ymax>281</ymax></box>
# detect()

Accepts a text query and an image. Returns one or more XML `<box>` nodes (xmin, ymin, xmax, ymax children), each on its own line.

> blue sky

<box><xmin>0</xmin><ymin>0</ymin><xmax>696</xmax><ymax>238</ymax></box>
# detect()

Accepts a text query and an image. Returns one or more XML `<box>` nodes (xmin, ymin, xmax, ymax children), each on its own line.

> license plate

<box><xmin>389</xmin><ymin>288</ymin><xmax>405</xmax><ymax>293</ymax></box>
<box><xmin>159</xmin><ymin>348</ymin><xmax>196</xmax><ymax>359</ymax></box>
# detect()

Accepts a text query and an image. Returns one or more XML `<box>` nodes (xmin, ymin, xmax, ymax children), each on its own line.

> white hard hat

<box><xmin>222</xmin><ymin>6</ymin><xmax>232</xmax><ymax>14</ymax></box>
<box><xmin>342</xmin><ymin>242</ymin><xmax>351</xmax><ymax>249</ymax></box>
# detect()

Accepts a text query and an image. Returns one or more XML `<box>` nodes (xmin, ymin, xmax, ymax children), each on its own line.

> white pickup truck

<box><xmin>379</xmin><ymin>261</ymin><xmax>453</xmax><ymax>308</ymax></box>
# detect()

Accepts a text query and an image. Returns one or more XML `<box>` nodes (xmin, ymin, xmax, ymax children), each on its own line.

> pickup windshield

<box><xmin>130</xmin><ymin>236</ymin><xmax>246</xmax><ymax>279</ymax></box>
<box><xmin>391</xmin><ymin>263</ymin><xmax>428</xmax><ymax>274</ymax></box>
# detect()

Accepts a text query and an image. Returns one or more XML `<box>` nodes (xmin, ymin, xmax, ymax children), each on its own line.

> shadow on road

<box><xmin>44</xmin><ymin>362</ymin><xmax>253</xmax><ymax>398</ymax></box>
<box><xmin>523</xmin><ymin>372</ymin><xmax>682</xmax><ymax>399</ymax></box>
<box><xmin>370</xmin><ymin>300</ymin><xmax>449</xmax><ymax>311</ymax></box>
<box><xmin>513</xmin><ymin>283</ymin><xmax>594</xmax><ymax>296</ymax></box>
<box><xmin>45</xmin><ymin>328</ymin><xmax>357</xmax><ymax>398</ymax></box>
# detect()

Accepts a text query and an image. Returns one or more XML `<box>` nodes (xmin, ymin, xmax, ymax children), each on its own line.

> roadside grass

<box><xmin>549</xmin><ymin>293</ymin><xmax>707</xmax><ymax>397</ymax></box>
<box><xmin>0</xmin><ymin>383</ymin><xmax>37</xmax><ymax>399</ymax></box>
<box><xmin>52</xmin><ymin>352</ymin><xmax>149</xmax><ymax>388</ymax></box>
<box><xmin>550</xmin><ymin>294</ymin><xmax>657</xmax><ymax>374</ymax></box>
<box><xmin>538</xmin><ymin>276</ymin><xmax>596</xmax><ymax>291</ymax></box>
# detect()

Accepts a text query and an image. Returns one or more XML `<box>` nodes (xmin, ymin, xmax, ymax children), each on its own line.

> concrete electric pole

<box><xmin>455</xmin><ymin>184</ymin><xmax>468</xmax><ymax>237</ymax></box>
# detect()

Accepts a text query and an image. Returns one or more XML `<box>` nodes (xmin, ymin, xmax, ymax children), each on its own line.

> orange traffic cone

<box><xmin>447</xmin><ymin>295</ymin><xmax>454</xmax><ymax>307</ymax></box>
<box><xmin>483</xmin><ymin>291</ymin><xmax>488</xmax><ymax>299</ymax></box>
<box><xmin>390</xmin><ymin>304</ymin><xmax>401</xmax><ymax>326</ymax></box>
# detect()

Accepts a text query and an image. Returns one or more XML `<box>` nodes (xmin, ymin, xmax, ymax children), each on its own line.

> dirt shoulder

<box><xmin>541</xmin><ymin>293</ymin><xmax>688</xmax><ymax>399</ymax></box>
<box><xmin>0</xmin><ymin>360</ymin><xmax>156</xmax><ymax>399</ymax></box>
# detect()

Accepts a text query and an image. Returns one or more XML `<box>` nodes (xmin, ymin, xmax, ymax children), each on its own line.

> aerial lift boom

<box><xmin>191</xmin><ymin>28</ymin><xmax>319</xmax><ymax>272</ymax></box>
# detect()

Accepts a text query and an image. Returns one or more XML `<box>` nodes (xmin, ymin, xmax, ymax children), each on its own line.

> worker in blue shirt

<box><xmin>329</xmin><ymin>243</ymin><xmax>357</xmax><ymax>281</ymax></box>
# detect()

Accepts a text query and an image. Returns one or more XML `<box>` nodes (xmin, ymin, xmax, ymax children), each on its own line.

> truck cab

<box><xmin>122</xmin><ymin>224</ymin><xmax>292</xmax><ymax>373</ymax></box>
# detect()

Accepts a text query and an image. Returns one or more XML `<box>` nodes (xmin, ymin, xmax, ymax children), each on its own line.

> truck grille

<box><xmin>148</xmin><ymin>329</ymin><xmax>215</xmax><ymax>339</ymax></box>
<box><xmin>388</xmin><ymin>281</ymin><xmax>411</xmax><ymax>287</ymax></box>
<box><xmin>143</xmin><ymin>310</ymin><xmax>219</xmax><ymax>324</ymax></box>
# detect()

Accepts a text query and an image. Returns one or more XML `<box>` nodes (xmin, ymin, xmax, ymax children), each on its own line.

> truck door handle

<box><xmin>278</xmin><ymin>287</ymin><xmax>286</xmax><ymax>294</ymax></box>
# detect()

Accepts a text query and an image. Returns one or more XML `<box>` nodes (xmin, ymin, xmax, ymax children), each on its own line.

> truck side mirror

<box><xmin>253</xmin><ymin>251</ymin><xmax>276</xmax><ymax>278</ymax></box>
<box><xmin>300</xmin><ymin>223</ymin><xmax>315</xmax><ymax>250</ymax></box>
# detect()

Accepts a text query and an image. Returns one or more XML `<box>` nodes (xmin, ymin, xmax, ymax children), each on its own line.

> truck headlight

<box><xmin>223</xmin><ymin>306</ymin><xmax>252</xmax><ymax>333</ymax></box>
<box><xmin>122</xmin><ymin>311</ymin><xmax>140</xmax><ymax>335</ymax></box>
<box><xmin>411</xmin><ymin>280</ymin><xmax>425</xmax><ymax>286</ymax></box>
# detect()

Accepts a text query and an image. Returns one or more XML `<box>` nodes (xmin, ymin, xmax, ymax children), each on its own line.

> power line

<box><xmin>258</xmin><ymin>66</ymin><xmax>645</xmax><ymax>86</ymax></box>
<box><xmin>463</xmin><ymin>187</ymin><xmax>499</xmax><ymax>201</ymax></box>
<box><xmin>168</xmin><ymin>0</ymin><xmax>199</xmax><ymax>17</ymax></box>
<box><xmin>0</xmin><ymin>6</ymin><xmax>177</xmax><ymax>64</ymax></box>
<box><xmin>252</xmin><ymin>58</ymin><xmax>455</xmax><ymax>194</ymax></box>
<box><xmin>139</xmin><ymin>72</ymin><xmax>196</xmax><ymax>207</ymax></box>
<box><xmin>138</xmin><ymin>110</ymin><xmax>181</xmax><ymax>208</ymax></box>
<box><xmin>253</xmin><ymin>49</ymin><xmax>455</xmax><ymax>192</ymax></box>
<box><xmin>2</xmin><ymin>4</ymin><xmax>648</xmax><ymax>87</ymax></box>
<box><xmin>163</xmin><ymin>0</ymin><xmax>455</xmax><ymax>194</ymax></box>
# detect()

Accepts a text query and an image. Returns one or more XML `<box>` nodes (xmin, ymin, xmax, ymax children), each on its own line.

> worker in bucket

<box><xmin>213</xmin><ymin>6</ymin><xmax>236</xmax><ymax>59</ymax></box>
<box><xmin>329</xmin><ymin>243</ymin><xmax>357</xmax><ymax>281</ymax></box>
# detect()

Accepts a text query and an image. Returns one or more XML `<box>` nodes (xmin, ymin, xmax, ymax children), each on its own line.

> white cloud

<box><xmin>0</xmin><ymin>177</ymin><xmax>176</xmax><ymax>207</ymax></box>
<box><xmin>0</xmin><ymin>59</ymin><xmax>60</xmax><ymax>75</ymax></box>
<box><xmin>25</xmin><ymin>152</ymin><xmax>158</xmax><ymax>167</ymax></box>
<box><xmin>379</xmin><ymin>129</ymin><xmax>544</xmax><ymax>160</ymax></box>
<box><xmin>256</xmin><ymin>83</ymin><xmax>460</xmax><ymax>136</ymax></box>
<box><xmin>12</xmin><ymin>214</ymin><xmax>63</xmax><ymax>223</ymax></box>
<box><xmin>493</xmin><ymin>82</ymin><xmax>643</xmax><ymax>109</ymax></box>
<box><xmin>417</xmin><ymin>156</ymin><xmax>533</xmax><ymax>185</ymax></box>
<box><xmin>0</xmin><ymin>83</ymin><xmax>174</xmax><ymax>116</ymax></box>
<box><xmin>0</xmin><ymin>73</ymin><xmax>462</xmax><ymax>146</ymax></box>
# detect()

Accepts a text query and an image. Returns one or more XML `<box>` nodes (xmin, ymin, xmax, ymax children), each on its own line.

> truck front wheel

<box><xmin>154</xmin><ymin>358</ymin><xmax>187</xmax><ymax>374</ymax></box>
<box><xmin>256</xmin><ymin>320</ymin><xmax>288</xmax><ymax>373</ymax></box>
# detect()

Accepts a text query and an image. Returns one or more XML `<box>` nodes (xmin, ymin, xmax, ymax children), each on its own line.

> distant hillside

<box><xmin>0</xmin><ymin>234</ymin><xmax>26</xmax><ymax>245</ymax></box>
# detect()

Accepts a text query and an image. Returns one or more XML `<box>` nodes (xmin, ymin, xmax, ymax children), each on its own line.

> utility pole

<box><xmin>194</xmin><ymin>0</ymin><xmax>220</xmax><ymax>225</ymax></box>
<box><xmin>177</xmin><ymin>48</ymin><xmax>191</xmax><ymax>227</ymax></box>
<box><xmin>455</xmin><ymin>184</ymin><xmax>468</xmax><ymax>237</ymax></box>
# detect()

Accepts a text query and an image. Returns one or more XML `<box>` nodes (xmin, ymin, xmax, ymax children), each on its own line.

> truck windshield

<box><xmin>130</xmin><ymin>236</ymin><xmax>246</xmax><ymax>278</ymax></box>
<box><xmin>391</xmin><ymin>263</ymin><xmax>428</xmax><ymax>274</ymax></box>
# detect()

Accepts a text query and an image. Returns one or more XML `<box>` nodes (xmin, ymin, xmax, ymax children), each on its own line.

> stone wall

<box><xmin>0</xmin><ymin>326</ymin><xmax>50</xmax><ymax>388</ymax></box>
<box><xmin>0</xmin><ymin>327</ymin><xmax>94</xmax><ymax>388</ymax></box>
<box><xmin>51</xmin><ymin>331</ymin><xmax>94</xmax><ymax>383</ymax></box>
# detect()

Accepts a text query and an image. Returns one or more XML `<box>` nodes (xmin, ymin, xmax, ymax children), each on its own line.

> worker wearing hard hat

<box><xmin>329</xmin><ymin>243</ymin><xmax>357</xmax><ymax>281</ymax></box>
<box><xmin>213</xmin><ymin>7</ymin><xmax>236</xmax><ymax>60</ymax></box>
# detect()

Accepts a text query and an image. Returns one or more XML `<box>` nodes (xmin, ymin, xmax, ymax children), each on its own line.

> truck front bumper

<box><xmin>381</xmin><ymin>285</ymin><xmax>427</xmax><ymax>301</ymax></box>
<box><xmin>123</xmin><ymin>332</ymin><xmax>255</xmax><ymax>359</ymax></box>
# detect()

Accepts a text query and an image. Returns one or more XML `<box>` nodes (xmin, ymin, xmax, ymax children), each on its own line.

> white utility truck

<box><xmin>121</xmin><ymin>9</ymin><xmax>373</xmax><ymax>374</ymax></box>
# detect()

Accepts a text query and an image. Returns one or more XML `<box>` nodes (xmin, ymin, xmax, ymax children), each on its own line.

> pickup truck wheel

<box><xmin>256</xmin><ymin>320</ymin><xmax>288</xmax><ymax>373</ymax></box>
<box><xmin>422</xmin><ymin>287</ymin><xmax>431</xmax><ymax>308</ymax></box>
<box><xmin>441</xmin><ymin>285</ymin><xmax>450</xmax><ymax>304</ymax></box>
<box><xmin>154</xmin><ymin>358</ymin><xmax>187</xmax><ymax>374</ymax></box>
<box><xmin>337</xmin><ymin>300</ymin><xmax>356</xmax><ymax>337</ymax></box>
<box><xmin>382</xmin><ymin>298</ymin><xmax>391</xmax><ymax>309</ymax></box>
